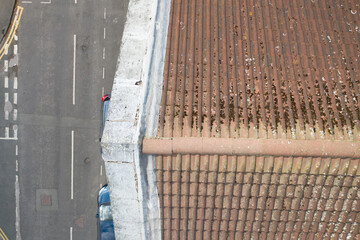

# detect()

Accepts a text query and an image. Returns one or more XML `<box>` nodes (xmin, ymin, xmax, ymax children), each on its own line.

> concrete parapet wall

<box><xmin>101</xmin><ymin>0</ymin><xmax>171</xmax><ymax>239</ymax></box>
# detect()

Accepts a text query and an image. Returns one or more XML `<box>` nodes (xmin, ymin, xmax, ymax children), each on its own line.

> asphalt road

<box><xmin>0</xmin><ymin>0</ymin><xmax>129</xmax><ymax>239</ymax></box>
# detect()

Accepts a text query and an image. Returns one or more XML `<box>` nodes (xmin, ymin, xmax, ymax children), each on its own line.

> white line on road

<box><xmin>40</xmin><ymin>0</ymin><xmax>51</xmax><ymax>4</ymax></box>
<box><xmin>15</xmin><ymin>175</ymin><xmax>21</xmax><ymax>240</ymax></box>
<box><xmin>13</xmin><ymin>125</ymin><xmax>18</xmax><ymax>138</ymax></box>
<box><xmin>103</xmin><ymin>28</ymin><xmax>106</xmax><ymax>40</ymax></box>
<box><xmin>70</xmin><ymin>227</ymin><xmax>73</xmax><ymax>240</ymax></box>
<box><xmin>0</xmin><ymin>137</ymin><xmax>17</xmax><ymax>140</ymax></box>
<box><xmin>73</xmin><ymin>34</ymin><xmax>76</xmax><ymax>105</ymax></box>
<box><xmin>14</xmin><ymin>45</ymin><xmax>18</xmax><ymax>55</ymax></box>
<box><xmin>5</xmin><ymin>92</ymin><xmax>8</xmax><ymax>102</ymax></box>
<box><xmin>13</xmin><ymin>109</ymin><xmax>17</xmax><ymax>121</ymax></box>
<box><xmin>14</xmin><ymin>34</ymin><xmax>18</xmax><ymax>41</ymax></box>
<box><xmin>102</xmin><ymin>87</ymin><xmax>104</xmax><ymax>97</ymax></box>
<box><xmin>5</xmin><ymin>93</ymin><xmax>9</xmax><ymax>120</ymax></box>
<box><xmin>5</xmin><ymin>111</ymin><xmax>9</xmax><ymax>120</ymax></box>
<box><xmin>14</xmin><ymin>93</ymin><xmax>18</xmax><ymax>104</ymax></box>
<box><xmin>71</xmin><ymin>130</ymin><xmax>74</xmax><ymax>200</ymax></box>
<box><xmin>21</xmin><ymin>1</ymin><xmax>32</xmax><ymax>3</ymax></box>
<box><xmin>14</xmin><ymin>76</ymin><xmax>18</xmax><ymax>89</ymax></box>
<box><xmin>104</xmin><ymin>8</ymin><xmax>107</xmax><ymax>19</ymax></box>
<box><xmin>4</xmin><ymin>76</ymin><xmax>8</xmax><ymax>88</ymax></box>
<box><xmin>75</xmin><ymin>0</ymin><xmax>77</xmax><ymax>4</ymax></box>
<box><xmin>103</xmin><ymin>48</ymin><xmax>105</xmax><ymax>59</ymax></box>
<box><xmin>16</xmin><ymin>160</ymin><xmax>18</xmax><ymax>172</ymax></box>
<box><xmin>4</xmin><ymin>60</ymin><xmax>8</xmax><ymax>72</ymax></box>
<box><xmin>16</xmin><ymin>145</ymin><xmax>18</xmax><ymax>155</ymax></box>
<box><xmin>100</xmin><ymin>165</ymin><xmax>103</xmax><ymax>176</ymax></box>
<box><xmin>5</xmin><ymin>127</ymin><xmax>9</xmax><ymax>138</ymax></box>
<box><xmin>102</xmin><ymin>67</ymin><xmax>105</xmax><ymax>79</ymax></box>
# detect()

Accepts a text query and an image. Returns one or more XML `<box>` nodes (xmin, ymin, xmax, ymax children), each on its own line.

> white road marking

<box><xmin>103</xmin><ymin>28</ymin><xmax>106</xmax><ymax>40</ymax></box>
<box><xmin>100</xmin><ymin>183</ymin><xmax>102</xmax><ymax>188</ymax></box>
<box><xmin>4</xmin><ymin>60</ymin><xmax>8</xmax><ymax>72</ymax></box>
<box><xmin>4</xmin><ymin>76</ymin><xmax>8</xmax><ymax>88</ymax></box>
<box><xmin>71</xmin><ymin>130</ymin><xmax>74</xmax><ymax>200</ymax></box>
<box><xmin>5</xmin><ymin>111</ymin><xmax>9</xmax><ymax>120</ymax></box>
<box><xmin>5</xmin><ymin>127</ymin><xmax>9</xmax><ymax>138</ymax></box>
<box><xmin>14</xmin><ymin>109</ymin><xmax>18</xmax><ymax>121</ymax></box>
<box><xmin>16</xmin><ymin>160</ymin><xmax>18</xmax><ymax>172</ymax></box>
<box><xmin>5</xmin><ymin>93</ymin><xmax>9</xmax><ymax>119</ymax></box>
<box><xmin>14</xmin><ymin>34</ymin><xmax>18</xmax><ymax>41</ymax></box>
<box><xmin>22</xmin><ymin>0</ymin><xmax>32</xmax><ymax>3</ymax></box>
<box><xmin>40</xmin><ymin>0</ymin><xmax>51</xmax><ymax>4</ymax></box>
<box><xmin>16</xmin><ymin>145</ymin><xmax>18</xmax><ymax>155</ymax></box>
<box><xmin>104</xmin><ymin>8</ymin><xmax>107</xmax><ymax>19</ymax></box>
<box><xmin>102</xmin><ymin>87</ymin><xmax>104</xmax><ymax>97</ymax></box>
<box><xmin>100</xmin><ymin>165</ymin><xmax>103</xmax><ymax>176</ymax></box>
<box><xmin>13</xmin><ymin>125</ymin><xmax>18</xmax><ymax>138</ymax></box>
<box><xmin>5</xmin><ymin>46</ymin><xmax>8</xmax><ymax>55</ymax></box>
<box><xmin>102</xmin><ymin>67</ymin><xmax>105</xmax><ymax>79</ymax></box>
<box><xmin>0</xmin><ymin>137</ymin><xmax>17</xmax><ymax>140</ymax></box>
<box><xmin>14</xmin><ymin>93</ymin><xmax>18</xmax><ymax>104</ymax></box>
<box><xmin>5</xmin><ymin>92</ymin><xmax>9</xmax><ymax>101</ymax></box>
<box><xmin>14</xmin><ymin>76</ymin><xmax>18</xmax><ymax>89</ymax></box>
<box><xmin>14</xmin><ymin>45</ymin><xmax>18</xmax><ymax>55</ymax></box>
<box><xmin>103</xmin><ymin>48</ymin><xmax>105</xmax><ymax>59</ymax></box>
<box><xmin>73</xmin><ymin>34</ymin><xmax>76</xmax><ymax>105</ymax></box>
<box><xmin>70</xmin><ymin>227</ymin><xmax>73</xmax><ymax>240</ymax></box>
<box><xmin>15</xmin><ymin>175</ymin><xmax>21</xmax><ymax>240</ymax></box>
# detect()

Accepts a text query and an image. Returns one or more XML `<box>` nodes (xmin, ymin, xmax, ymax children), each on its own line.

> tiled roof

<box><xmin>153</xmin><ymin>0</ymin><xmax>360</xmax><ymax>239</ymax></box>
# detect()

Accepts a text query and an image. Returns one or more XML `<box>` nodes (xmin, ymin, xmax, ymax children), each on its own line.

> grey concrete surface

<box><xmin>0</xmin><ymin>0</ymin><xmax>16</xmax><ymax>42</ymax></box>
<box><xmin>101</xmin><ymin>0</ymin><xmax>171</xmax><ymax>238</ymax></box>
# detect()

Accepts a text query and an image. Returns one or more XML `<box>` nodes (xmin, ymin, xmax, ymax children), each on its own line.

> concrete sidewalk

<box><xmin>0</xmin><ymin>0</ymin><xmax>17</xmax><ymax>42</ymax></box>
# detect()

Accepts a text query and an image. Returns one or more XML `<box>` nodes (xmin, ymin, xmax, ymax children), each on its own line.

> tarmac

<box><xmin>0</xmin><ymin>0</ymin><xmax>17</xmax><ymax>42</ymax></box>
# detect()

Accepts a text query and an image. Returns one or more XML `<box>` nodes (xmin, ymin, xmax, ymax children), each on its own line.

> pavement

<box><xmin>0</xmin><ymin>0</ymin><xmax>16</xmax><ymax>42</ymax></box>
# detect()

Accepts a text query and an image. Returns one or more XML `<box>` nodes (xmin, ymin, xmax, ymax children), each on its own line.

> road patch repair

<box><xmin>0</xmin><ymin>3</ymin><xmax>23</xmax><ymax>60</ymax></box>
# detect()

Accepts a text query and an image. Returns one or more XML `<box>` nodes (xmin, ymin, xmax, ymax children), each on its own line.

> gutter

<box><xmin>142</xmin><ymin>137</ymin><xmax>360</xmax><ymax>158</ymax></box>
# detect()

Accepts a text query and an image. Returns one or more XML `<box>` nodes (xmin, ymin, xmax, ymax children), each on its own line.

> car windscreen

<box><xmin>99</xmin><ymin>205</ymin><xmax>113</xmax><ymax>221</ymax></box>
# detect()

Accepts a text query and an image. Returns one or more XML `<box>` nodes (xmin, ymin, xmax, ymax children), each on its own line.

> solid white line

<box><xmin>14</xmin><ymin>77</ymin><xmax>18</xmax><ymax>89</ymax></box>
<box><xmin>73</xmin><ymin>35</ymin><xmax>76</xmax><ymax>105</ymax></box>
<box><xmin>70</xmin><ymin>227</ymin><xmax>73</xmax><ymax>240</ymax></box>
<box><xmin>4</xmin><ymin>60</ymin><xmax>8</xmax><ymax>72</ymax></box>
<box><xmin>0</xmin><ymin>137</ymin><xmax>17</xmax><ymax>140</ymax></box>
<box><xmin>104</xmin><ymin>8</ymin><xmax>106</xmax><ymax>19</ymax></box>
<box><xmin>103</xmin><ymin>48</ymin><xmax>105</xmax><ymax>59</ymax></box>
<box><xmin>16</xmin><ymin>145</ymin><xmax>18</xmax><ymax>155</ymax></box>
<box><xmin>14</xmin><ymin>93</ymin><xmax>18</xmax><ymax>104</ymax></box>
<box><xmin>102</xmin><ymin>67</ymin><xmax>105</xmax><ymax>79</ymax></box>
<box><xmin>103</xmin><ymin>28</ymin><xmax>106</xmax><ymax>40</ymax></box>
<box><xmin>14</xmin><ymin>109</ymin><xmax>17</xmax><ymax>121</ymax></box>
<box><xmin>4</xmin><ymin>76</ymin><xmax>8</xmax><ymax>88</ymax></box>
<box><xmin>71</xmin><ymin>130</ymin><xmax>74</xmax><ymax>200</ymax></box>
<box><xmin>15</xmin><ymin>175</ymin><xmax>21</xmax><ymax>240</ymax></box>
<box><xmin>14</xmin><ymin>45</ymin><xmax>18</xmax><ymax>55</ymax></box>
<box><xmin>5</xmin><ymin>127</ymin><xmax>9</xmax><ymax>138</ymax></box>
<box><xmin>100</xmin><ymin>165</ymin><xmax>103</xmax><ymax>176</ymax></box>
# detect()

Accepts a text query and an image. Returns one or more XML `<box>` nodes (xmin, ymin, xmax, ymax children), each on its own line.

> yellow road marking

<box><xmin>0</xmin><ymin>227</ymin><xmax>9</xmax><ymax>240</ymax></box>
<box><xmin>0</xmin><ymin>6</ymin><xmax>24</xmax><ymax>60</ymax></box>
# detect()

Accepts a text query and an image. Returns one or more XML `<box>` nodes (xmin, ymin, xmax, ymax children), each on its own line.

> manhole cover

<box><xmin>36</xmin><ymin>189</ymin><xmax>58</xmax><ymax>211</ymax></box>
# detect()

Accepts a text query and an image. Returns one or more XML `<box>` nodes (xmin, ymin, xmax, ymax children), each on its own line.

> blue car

<box><xmin>96</xmin><ymin>184</ymin><xmax>115</xmax><ymax>240</ymax></box>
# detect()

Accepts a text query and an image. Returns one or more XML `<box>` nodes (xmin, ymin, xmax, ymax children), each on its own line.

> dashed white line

<box><xmin>5</xmin><ymin>46</ymin><xmax>8</xmax><ymax>55</ymax></box>
<box><xmin>4</xmin><ymin>60</ymin><xmax>8</xmax><ymax>72</ymax></box>
<box><xmin>13</xmin><ymin>125</ymin><xmax>18</xmax><ymax>138</ymax></box>
<box><xmin>16</xmin><ymin>160</ymin><xmax>18</xmax><ymax>172</ymax></box>
<box><xmin>14</xmin><ymin>45</ymin><xmax>18</xmax><ymax>55</ymax></box>
<box><xmin>5</xmin><ymin>127</ymin><xmax>9</xmax><ymax>138</ymax></box>
<box><xmin>22</xmin><ymin>0</ymin><xmax>32</xmax><ymax>3</ymax></box>
<box><xmin>16</xmin><ymin>145</ymin><xmax>18</xmax><ymax>155</ymax></box>
<box><xmin>5</xmin><ymin>92</ymin><xmax>8</xmax><ymax>101</ymax></box>
<box><xmin>102</xmin><ymin>87</ymin><xmax>104</xmax><ymax>97</ymax></box>
<box><xmin>40</xmin><ymin>0</ymin><xmax>51</xmax><ymax>4</ymax></box>
<box><xmin>14</xmin><ymin>109</ymin><xmax>18</xmax><ymax>121</ymax></box>
<box><xmin>103</xmin><ymin>28</ymin><xmax>106</xmax><ymax>40</ymax></box>
<box><xmin>103</xmin><ymin>48</ymin><xmax>105</xmax><ymax>60</ymax></box>
<box><xmin>14</xmin><ymin>93</ymin><xmax>18</xmax><ymax>104</ymax></box>
<box><xmin>71</xmin><ymin>130</ymin><xmax>74</xmax><ymax>200</ymax></box>
<box><xmin>102</xmin><ymin>67</ymin><xmax>105</xmax><ymax>79</ymax></box>
<box><xmin>14</xmin><ymin>76</ymin><xmax>18</xmax><ymax>89</ymax></box>
<box><xmin>4</xmin><ymin>76</ymin><xmax>8</xmax><ymax>88</ymax></box>
<box><xmin>5</xmin><ymin>92</ymin><xmax>9</xmax><ymax>119</ymax></box>
<box><xmin>104</xmin><ymin>8</ymin><xmax>107</xmax><ymax>19</ymax></box>
<box><xmin>70</xmin><ymin>227</ymin><xmax>73</xmax><ymax>240</ymax></box>
<box><xmin>73</xmin><ymin>34</ymin><xmax>76</xmax><ymax>105</ymax></box>
<box><xmin>74</xmin><ymin>0</ymin><xmax>77</xmax><ymax>4</ymax></box>
<box><xmin>5</xmin><ymin>111</ymin><xmax>9</xmax><ymax>120</ymax></box>
<box><xmin>14</xmin><ymin>34</ymin><xmax>18</xmax><ymax>41</ymax></box>
<box><xmin>100</xmin><ymin>165</ymin><xmax>103</xmax><ymax>176</ymax></box>
<box><xmin>0</xmin><ymin>137</ymin><xmax>17</xmax><ymax>140</ymax></box>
